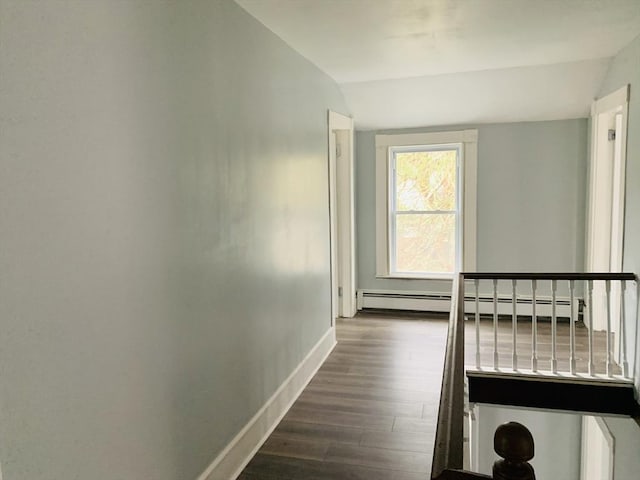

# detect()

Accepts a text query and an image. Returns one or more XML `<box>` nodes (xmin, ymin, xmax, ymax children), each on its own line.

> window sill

<box><xmin>376</xmin><ymin>273</ymin><xmax>454</xmax><ymax>281</ymax></box>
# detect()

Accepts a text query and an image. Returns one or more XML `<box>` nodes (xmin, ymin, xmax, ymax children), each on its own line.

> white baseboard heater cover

<box><xmin>356</xmin><ymin>289</ymin><xmax>580</xmax><ymax>319</ymax></box>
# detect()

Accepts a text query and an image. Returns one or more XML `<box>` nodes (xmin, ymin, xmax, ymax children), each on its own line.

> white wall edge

<box><xmin>463</xmin><ymin>137</ymin><xmax>478</xmax><ymax>271</ymax></box>
<box><xmin>328</xmin><ymin>110</ymin><xmax>353</xmax><ymax>130</ymax></box>
<box><xmin>329</xmin><ymin>110</ymin><xmax>357</xmax><ymax>318</ymax></box>
<box><xmin>592</xmin><ymin>84</ymin><xmax>629</xmax><ymax>115</ymax></box>
<box><xmin>197</xmin><ymin>326</ymin><xmax>337</xmax><ymax>480</ymax></box>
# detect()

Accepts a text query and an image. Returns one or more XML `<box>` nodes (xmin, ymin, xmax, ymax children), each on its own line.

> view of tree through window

<box><xmin>392</xmin><ymin>147</ymin><xmax>458</xmax><ymax>274</ymax></box>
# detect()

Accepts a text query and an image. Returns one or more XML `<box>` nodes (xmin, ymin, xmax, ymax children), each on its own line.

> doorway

<box><xmin>585</xmin><ymin>85</ymin><xmax>629</xmax><ymax>354</ymax></box>
<box><xmin>328</xmin><ymin>111</ymin><xmax>356</xmax><ymax>324</ymax></box>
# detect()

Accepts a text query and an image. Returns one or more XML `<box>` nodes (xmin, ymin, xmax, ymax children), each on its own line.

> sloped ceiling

<box><xmin>236</xmin><ymin>0</ymin><xmax>640</xmax><ymax>129</ymax></box>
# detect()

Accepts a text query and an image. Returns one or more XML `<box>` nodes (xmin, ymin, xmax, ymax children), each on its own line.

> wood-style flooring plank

<box><xmin>260</xmin><ymin>435</ymin><xmax>329</xmax><ymax>461</ymax></box>
<box><xmin>360</xmin><ymin>430</ymin><xmax>433</xmax><ymax>453</ymax></box>
<box><xmin>283</xmin><ymin>405</ymin><xmax>395</xmax><ymax>431</ymax></box>
<box><xmin>310</xmin><ymin>370</ymin><xmax>439</xmax><ymax>392</ymax></box>
<box><xmin>305</xmin><ymin>379</ymin><xmax>440</xmax><ymax>403</ymax></box>
<box><xmin>272</xmin><ymin>419</ymin><xmax>363</xmax><ymax>445</ymax></box>
<box><xmin>392</xmin><ymin>416</ymin><xmax>437</xmax><ymax>434</ymax></box>
<box><xmin>324</xmin><ymin>443</ymin><xmax>431</xmax><ymax>473</ymax></box>
<box><xmin>238</xmin><ymin>312</ymin><xmax>615</xmax><ymax>479</ymax></box>
<box><xmin>244</xmin><ymin>453</ymin><xmax>428</xmax><ymax>480</ymax></box>
<box><xmin>295</xmin><ymin>391</ymin><xmax>424</xmax><ymax>418</ymax></box>
<box><xmin>236</xmin><ymin>471</ymin><xmax>286</xmax><ymax>480</ymax></box>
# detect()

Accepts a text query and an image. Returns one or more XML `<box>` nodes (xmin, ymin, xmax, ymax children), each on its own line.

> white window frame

<box><xmin>375</xmin><ymin>130</ymin><xmax>477</xmax><ymax>279</ymax></box>
<box><xmin>388</xmin><ymin>143</ymin><xmax>462</xmax><ymax>276</ymax></box>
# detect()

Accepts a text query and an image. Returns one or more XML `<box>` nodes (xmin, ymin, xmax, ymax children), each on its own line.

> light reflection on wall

<box><xmin>262</xmin><ymin>153</ymin><xmax>329</xmax><ymax>276</ymax></box>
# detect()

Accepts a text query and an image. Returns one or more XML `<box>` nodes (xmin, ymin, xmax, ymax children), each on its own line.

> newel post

<box><xmin>492</xmin><ymin>421</ymin><xmax>535</xmax><ymax>480</ymax></box>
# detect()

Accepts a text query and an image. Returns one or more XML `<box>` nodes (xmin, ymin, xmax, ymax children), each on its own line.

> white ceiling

<box><xmin>236</xmin><ymin>0</ymin><xmax>640</xmax><ymax>129</ymax></box>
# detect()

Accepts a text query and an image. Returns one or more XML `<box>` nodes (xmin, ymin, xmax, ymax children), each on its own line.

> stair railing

<box><xmin>464</xmin><ymin>272</ymin><xmax>637</xmax><ymax>380</ymax></box>
<box><xmin>431</xmin><ymin>271</ymin><xmax>638</xmax><ymax>479</ymax></box>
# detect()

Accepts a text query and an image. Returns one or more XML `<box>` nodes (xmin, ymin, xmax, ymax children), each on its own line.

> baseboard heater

<box><xmin>356</xmin><ymin>289</ymin><xmax>581</xmax><ymax>319</ymax></box>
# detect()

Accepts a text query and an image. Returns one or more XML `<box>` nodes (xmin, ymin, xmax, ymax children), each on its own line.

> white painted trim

<box><xmin>328</xmin><ymin>110</ymin><xmax>357</xmax><ymax>318</ymax></box>
<box><xmin>375</xmin><ymin>141</ymin><xmax>389</xmax><ymax>276</ymax></box>
<box><xmin>611</xmin><ymin>110</ymin><xmax>628</xmax><ymax>272</ymax></box>
<box><xmin>376</xmin><ymin>272</ymin><xmax>454</xmax><ymax>280</ymax></box>
<box><xmin>329</xmin><ymin>110</ymin><xmax>353</xmax><ymax>130</ymax></box>
<box><xmin>585</xmin><ymin>113</ymin><xmax>600</xmax><ymax>278</ymax></box>
<box><xmin>375</xmin><ymin>129</ymin><xmax>478</xmax><ymax>277</ymax></box>
<box><xmin>596</xmin><ymin>417</ymin><xmax>615</xmax><ymax>480</ymax></box>
<box><xmin>329</xmin><ymin>130</ymin><xmax>338</xmax><ymax>323</ymax></box>
<box><xmin>585</xmin><ymin>85</ymin><xmax>629</xmax><ymax>332</ymax></box>
<box><xmin>611</xmin><ymin>109</ymin><xmax>627</xmax><ymax>356</ymax></box>
<box><xmin>375</xmin><ymin>129</ymin><xmax>478</xmax><ymax>148</ymax></box>
<box><xmin>591</xmin><ymin>84</ymin><xmax>629</xmax><ymax>115</ymax></box>
<box><xmin>586</xmin><ymin>84</ymin><xmax>629</xmax><ymax>272</ymax></box>
<box><xmin>197</xmin><ymin>327</ymin><xmax>337</xmax><ymax>480</ymax></box>
<box><xmin>581</xmin><ymin>416</ymin><xmax>616</xmax><ymax>480</ymax></box>
<box><xmin>356</xmin><ymin>288</ymin><xmax>577</xmax><ymax>318</ymax></box>
<box><xmin>469</xmin><ymin>404</ymin><xmax>480</xmax><ymax>472</ymax></box>
<box><xmin>462</xmin><ymin>139</ymin><xmax>477</xmax><ymax>271</ymax></box>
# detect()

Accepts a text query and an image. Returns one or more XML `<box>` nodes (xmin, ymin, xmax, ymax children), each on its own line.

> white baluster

<box><xmin>587</xmin><ymin>279</ymin><xmax>595</xmax><ymax>376</ymax></box>
<box><xmin>551</xmin><ymin>279</ymin><xmax>557</xmax><ymax>374</ymax></box>
<box><xmin>493</xmin><ymin>279</ymin><xmax>499</xmax><ymax>369</ymax></box>
<box><xmin>621</xmin><ymin>280</ymin><xmax>629</xmax><ymax>378</ymax></box>
<box><xmin>606</xmin><ymin>280</ymin><xmax>613</xmax><ymax>377</ymax></box>
<box><xmin>512</xmin><ymin>279</ymin><xmax>518</xmax><ymax>371</ymax></box>
<box><xmin>475</xmin><ymin>279</ymin><xmax>480</xmax><ymax>369</ymax></box>
<box><xmin>569</xmin><ymin>280</ymin><xmax>576</xmax><ymax>375</ymax></box>
<box><xmin>531</xmin><ymin>279</ymin><xmax>538</xmax><ymax>372</ymax></box>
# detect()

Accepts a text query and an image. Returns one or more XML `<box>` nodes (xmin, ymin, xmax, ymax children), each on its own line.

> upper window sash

<box><xmin>389</xmin><ymin>143</ymin><xmax>461</xmax><ymax>214</ymax></box>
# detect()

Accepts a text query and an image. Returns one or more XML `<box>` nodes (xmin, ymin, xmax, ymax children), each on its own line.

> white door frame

<box><xmin>328</xmin><ymin>110</ymin><xmax>356</xmax><ymax>321</ymax></box>
<box><xmin>585</xmin><ymin>85</ymin><xmax>629</xmax><ymax>336</ymax></box>
<box><xmin>580</xmin><ymin>416</ymin><xmax>615</xmax><ymax>480</ymax></box>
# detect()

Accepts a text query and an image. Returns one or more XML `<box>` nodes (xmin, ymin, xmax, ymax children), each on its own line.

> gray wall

<box><xmin>356</xmin><ymin>120</ymin><xmax>588</xmax><ymax>293</ymax></box>
<box><xmin>0</xmin><ymin>1</ymin><xmax>348</xmax><ymax>479</ymax></box>
<box><xmin>597</xmin><ymin>33</ymin><xmax>640</xmax><ymax>391</ymax></box>
<box><xmin>475</xmin><ymin>405</ymin><xmax>582</xmax><ymax>480</ymax></box>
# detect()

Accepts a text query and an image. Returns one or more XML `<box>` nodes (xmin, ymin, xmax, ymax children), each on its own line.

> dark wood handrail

<box><xmin>432</xmin><ymin>275</ymin><xmax>540</xmax><ymax>480</ymax></box>
<box><xmin>437</xmin><ymin>470</ymin><xmax>492</xmax><ymax>480</ymax></box>
<box><xmin>462</xmin><ymin>272</ymin><xmax>636</xmax><ymax>281</ymax></box>
<box><xmin>431</xmin><ymin>273</ymin><xmax>466</xmax><ymax>478</ymax></box>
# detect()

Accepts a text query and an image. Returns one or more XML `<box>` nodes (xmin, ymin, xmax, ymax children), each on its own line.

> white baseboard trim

<box><xmin>356</xmin><ymin>289</ymin><xmax>580</xmax><ymax>319</ymax></box>
<box><xmin>197</xmin><ymin>326</ymin><xmax>336</xmax><ymax>480</ymax></box>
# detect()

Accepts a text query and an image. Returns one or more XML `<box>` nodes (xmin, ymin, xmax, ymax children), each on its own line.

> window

<box><xmin>390</xmin><ymin>144</ymin><xmax>460</xmax><ymax>274</ymax></box>
<box><xmin>376</xmin><ymin>130</ymin><xmax>477</xmax><ymax>279</ymax></box>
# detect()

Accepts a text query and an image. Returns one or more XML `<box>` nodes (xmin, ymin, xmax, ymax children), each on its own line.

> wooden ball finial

<box><xmin>493</xmin><ymin>421</ymin><xmax>536</xmax><ymax>480</ymax></box>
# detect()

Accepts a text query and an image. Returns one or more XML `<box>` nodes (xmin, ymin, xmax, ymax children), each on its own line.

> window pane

<box><xmin>394</xmin><ymin>214</ymin><xmax>455</xmax><ymax>273</ymax></box>
<box><xmin>395</xmin><ymin>149</ymin><xmax>457</xmax><ymax>211</ymax></box>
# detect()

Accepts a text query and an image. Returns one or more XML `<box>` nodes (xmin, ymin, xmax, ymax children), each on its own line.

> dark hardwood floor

<box><xmin>238</xmin><ymin>311</ymin><xmax>615</xmax><ymax>479</ymax></box>
<box><xmin>239</xmin><ymin>312</ymin><xmax>449</xmax><ymax>479</ymax></box>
